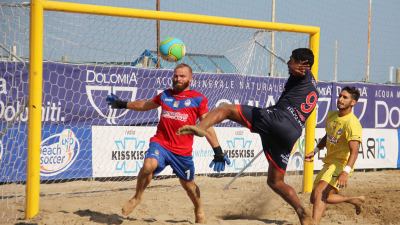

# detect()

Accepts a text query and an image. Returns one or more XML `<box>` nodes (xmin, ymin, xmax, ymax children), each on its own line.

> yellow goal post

<box><xmin>27</xmin><ymin>0</ymin><xmax>320</xmax><ymax>219</ymax></box>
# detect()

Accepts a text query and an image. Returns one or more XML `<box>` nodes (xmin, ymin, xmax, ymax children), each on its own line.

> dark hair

<box><xmin>291</xmin><ymin>48</ymin><xmax>314</xmax><ymax>67</ymax></box>
<box><xmin>175</xmin><ymin>63</ymin><xmax>192</xmax><ymax>74</ymax></box>
<box><xmin>342</xmin><ymin>86</ymin><xmax>360</xmax><ymax>101</ymax></box>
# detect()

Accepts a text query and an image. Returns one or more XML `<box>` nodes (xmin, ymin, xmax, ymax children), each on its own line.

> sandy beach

<box><xmin>1</xmin><ymin>170</ymin><xmax>400</xmax><ymax>225</ymax></box>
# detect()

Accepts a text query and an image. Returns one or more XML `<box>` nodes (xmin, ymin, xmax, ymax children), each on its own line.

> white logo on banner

<box><xmin>225</xmin><ymin>136</ymin><xmax>255</xmax><ymax>171</ymax></box>
<box><xmin>40</xmin><ymin>129</ymin><xmax>80</xmax><ymax>176</ymax></box>
<box><xmin>86</xmin><ymin>86</ymin><xmax>137</xmax><ymax>124</ymax></box>
<box><xmin>375</xmin><ymin>101</ymin><xmax>400</xmax><ymax>128</ymax></box>
<box><xmin>316</xmin><ymin>97</ymin><xmax>331</xmax><ymax>125</ymax></box>
<box><xmin>0</xmin><ymin>77</ymin><xmax>64</xmax><ymax>122</ymax></box>
<box><xmin>317</xmin><ymin>97</ymin><xmax>367</xmax><ymax>125</ymax></box>
<box><xmin>85</xmin><ymin>70</ymin><xmax>138</xmax><ymax>124</ymax></box>
<box><xmin>113</xmin><ymin>136</ymin><xmax>146</xmax><ymax>174</ymax></box>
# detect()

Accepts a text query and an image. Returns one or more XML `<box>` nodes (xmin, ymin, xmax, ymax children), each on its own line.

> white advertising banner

<box><xmin>193</xmin><ymin>127</ymin><xmax>268</xmax><ymax>174</ymax></box>
<box><xmin>353</xmin><ymin>129</ymin><xmax>398</xmax><ymax>169</ymax></box>
<box><xmin>91</xmin><ymin>126</ymin><xmax>173</xmax><ymax>177</ymax></box>
<box><xmin>92</xmin><ymin>126</ymin><xmax>398</xmax><ymax>178</ymax></box>
<box><xmin>92</xmin><ymin>126</ymin><xmax>269</xmax><ymax>177</ymax></box>
<box><xmin>293</xmin><ymin>128</ymin><xmax>399</xmax><ymax>171</ymax></box>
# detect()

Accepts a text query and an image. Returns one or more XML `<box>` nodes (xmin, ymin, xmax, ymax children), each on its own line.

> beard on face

<box><xmin>337</xmin><ymin>101</ymin><xmax>350</xmax><ymax>110</ymax></box>
<box><xmin>173</xmin><ymin>80</ymin><xmax>190</xmax><ymax>92</ymax></box>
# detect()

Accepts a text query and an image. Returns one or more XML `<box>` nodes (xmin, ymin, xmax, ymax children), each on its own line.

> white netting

<box><xmin>0</xmin><ymin>2</ymin><xmax>310</xmax><ymax>223</ymax></box>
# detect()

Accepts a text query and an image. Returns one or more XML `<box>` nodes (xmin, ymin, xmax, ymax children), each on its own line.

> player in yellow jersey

<box><xmin>305</xmin><ymin>86</ymin><xmax>365</xmax><ymax>225</ymax></box>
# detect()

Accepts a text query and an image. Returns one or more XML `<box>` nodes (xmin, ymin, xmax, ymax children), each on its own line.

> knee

<box><xmin>267</xmin><ymin>177</ymin><xmax>280</xmax><ymax>190</ymax></box>
<box><xmin>310</xmin><ymin>191</ymin><xmax>316</xmax><ymax>204</ymax></box>
<box><xmin>141</xmin><ymin>162</ymin><xmax>156</xmax><ymax>175</ymax></box>
<box><xmin>312</xmin><ymin>188</ymin><xmax>326</xmax><ymax>202</ymax></box>
<box><xmin>218</xmin><ymin>103</ymin><xmax>235</xmax><ymax>114</ymax></box>
<box><xmin>182</xmin><ymin>181</ymin><xmax>199</xmax><ymax>194</ymax></box>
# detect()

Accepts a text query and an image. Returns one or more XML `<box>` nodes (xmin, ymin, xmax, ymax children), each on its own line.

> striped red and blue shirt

<box><xmin>150</xmin><ymin>89</ymin><xmax>208</xmax><ymax>156</ymax></box>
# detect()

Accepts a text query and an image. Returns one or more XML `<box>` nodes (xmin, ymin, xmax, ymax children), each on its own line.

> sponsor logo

<box><xmin>40</xmin><ymin>129</ymin><xmax>80</xmax><ymax>176</ymax></box>
<box><xmin>85</xmin><ymin>69</ymin><xmax>138</xmax><ymax>124</ymax></box>
<box><xmin>225</xmin><ymin>137</ymin><xmax>255</xmax><ymax>158</ymax></box>
<box><xmin>359</xmin><ymin>137</ymin><xmax>386</xmax><ymax>160</ymax></box>
<box><xmin>184</xmin><ymin>99</ymin><xmax>191</xmax><ymax>106</ymax></box>
<box><xmin>281</xmin><ymin>153</ymin><xmax>289</xmax><ymax>164</ymax></box>
<box><xmin>164</xmin><ymin>98</ymin><xmax>173</xmax><ymax>102</ymax></box>
<box><xmin>0</xmin><ymin>78</ymin><xmax>65</xmax><ymax>122</ymax></box>
<box><xmin>161</xmin><ymin>110</ymin><xmax>188</xmax><ymax>122</ymax></box>
<box><xmin>316</xmin><ymin>97</ymin><xmax>331</xmax><ymax>125</ymax></box>
<box><xmin>316</xmin><ymin>98</ymin><xmax>367</xmax><ymax>126</ymax></box>
<box><xmin>327</xmin><ymin>134</ymin><xmax>338</xmax><ymax>144</ymax></box>
<box><xmin>375</xmin><ymin>101</ymin><xmax>400</xmax><ymax>128</ymax></box>
<box><xmin>287</xmin><ymin>106</ymin><xmax>305</xmax><ymax>128</ymax></box>
<box><xmin>173</xmin><ymin>101</ymin><xmax>179</xmax><ymax>108</ymax></box>
<box><xmin>113</xmin><ymin>136</ymin><xmax>146</xmax><ymax>174</ymax></box>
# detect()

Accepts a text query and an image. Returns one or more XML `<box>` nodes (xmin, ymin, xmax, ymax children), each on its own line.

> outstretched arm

<box><xmin>127</xmin><ymin>100</ymin><xmax>159</xmax><ymax>111</ymax></box>
<box><xmin>107</xmin><ymin>94</ymin><xmax>159</xmax><ymax>111</ymax></box>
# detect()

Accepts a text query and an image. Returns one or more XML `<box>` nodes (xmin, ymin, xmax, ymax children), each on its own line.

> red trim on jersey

<box><xmin>265</xmin><ymin>152</ymin><xmax>286</xmax><ymax>174</ymax></box>
<box><xmin>236</xmin><ymin>104</ymin><xmax>252</xmax><ymax>130</ymax></box>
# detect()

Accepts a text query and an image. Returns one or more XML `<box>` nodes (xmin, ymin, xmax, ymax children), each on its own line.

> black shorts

<box><xmin>237</xmin><ymin>105</ymin><xmax>302</xmax><ymax>173</ymax></box>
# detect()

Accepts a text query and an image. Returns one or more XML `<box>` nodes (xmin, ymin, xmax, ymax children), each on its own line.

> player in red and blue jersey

<box><xmin>106</xmin><ymin>63</ymin><xmax>230</xmax><ymax>223</ymax></box>
<box><xmin>178</xmin><ymin>48</ymin><xmax>318</xmax><ymax>225</ymax></box>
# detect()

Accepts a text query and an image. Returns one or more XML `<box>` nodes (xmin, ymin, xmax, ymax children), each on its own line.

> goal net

<box><xmin>0</xmin><ymin>2</ymin><xmax>315</xmax><ymax>223</ymax></box>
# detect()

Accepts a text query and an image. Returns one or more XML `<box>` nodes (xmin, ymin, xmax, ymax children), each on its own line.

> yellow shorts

<box><xmin>314</xmin><ymin>163</ymin><xmax>352</xmax><ymax>191</ymax></box>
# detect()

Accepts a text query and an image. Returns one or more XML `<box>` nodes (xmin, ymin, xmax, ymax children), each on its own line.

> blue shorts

<box><xmin>145</xmin><ymin>142</ymin><xmax>195</xmax><ymax>181</ymax></box>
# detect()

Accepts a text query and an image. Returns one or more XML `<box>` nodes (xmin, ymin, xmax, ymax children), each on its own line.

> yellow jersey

<box><xmin>323</xmin><ymin>111</ymin><xmax>362</xmax><ymax>166</ymax></box>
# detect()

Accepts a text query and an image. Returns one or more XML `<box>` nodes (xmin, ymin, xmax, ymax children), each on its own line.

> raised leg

<box><xmin>178</xmin><ymin>103</ymin><xmax>246</xmax><ymax>136</ymax></box>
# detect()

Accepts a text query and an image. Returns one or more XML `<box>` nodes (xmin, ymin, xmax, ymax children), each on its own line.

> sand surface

<box><xmin>1</xmin><ymin>170</ymin><xmax>400</xmax><ymax>225</ymax></box>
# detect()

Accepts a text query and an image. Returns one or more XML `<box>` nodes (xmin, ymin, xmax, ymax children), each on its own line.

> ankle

<box><xmin>296</xmin><ymin>207</ymin><xmax>309</xmax><ymax>217</ymax></box>
<box><xmin>132</xmin><ymin>196</ymin><xmax>142</xmax><ymax>202</ymax></box>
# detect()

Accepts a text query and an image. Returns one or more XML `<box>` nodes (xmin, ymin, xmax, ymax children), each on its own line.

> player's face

<box><xmin>337</xmin><ymin>90</ymin><xmax>356</xmax><ymax>110</ymax></box>
<box><xmin>172</xmin><ymin>67</ymin><xmax>192</xmax><ymax>92</ymax></box>
<box><xmin>287</xmin><ymin>56</ymin><xmax>310</xmax><ymax>76</ymax></box>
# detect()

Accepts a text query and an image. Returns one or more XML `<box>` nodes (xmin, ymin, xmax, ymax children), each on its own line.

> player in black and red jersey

<box><xmin>107</xmin><ymin>63</ymin><xmax>230</xmax><ymax>223</ymax></box>
<box><xmin>178</xmin><ymin>48</ymin><xmax>319</xmax><ymax>225</ymax></box>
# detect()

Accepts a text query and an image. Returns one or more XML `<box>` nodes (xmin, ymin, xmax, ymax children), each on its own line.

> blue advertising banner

<box><xmin>0</xmin><ymin>124</ymin><xmax>92</xmax><ymax>182</ymax></box>
<box><xmin>1</xmin><ymin>62</ymin><xmax>399</xmax><ymax>128</ymax></box>
<box><xmin>0</xmin><ymin>61</ymin><xmax>399</xmax><ymax>182</ymax></box>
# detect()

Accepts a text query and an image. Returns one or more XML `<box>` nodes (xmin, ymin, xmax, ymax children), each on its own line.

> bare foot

<box><xmin>297</xmin><ymin>207</ymin><xmax>315</xmax><ymax>225</ymax></box>
<box><xmin>195</xmin><ymin>210</ymin><xmax>206</xmax><ymax>224</ymax></box>
<box><xmin>122</xmin><ymin>197</ymin><xmax>141</xmax><ymax>216</ymax></box>
<box><xmin>350</xmin><ymin>196</ymin><xmax>365</xmax><ymax>215</ymax></box>
<box><xmin>177</xmin><ymin>125</ymin><xmax>207</xmax><ymax>137</ymax></box>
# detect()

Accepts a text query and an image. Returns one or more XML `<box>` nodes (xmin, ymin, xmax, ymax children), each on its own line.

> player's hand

<box><xmin>106</xmin><ymin>94</ymin><xmax>127</xmax><ymax>109</ymax></box>
<box><xmin>209</xmin><ymin>146</ymin><xmax>231</xmax><ymax>172</ymax></box>
<box><xmin>304</xmin><ymin>152</ymin><xmax>314</xmax><ymax>162</ymax></box>
<box><xmin>304</xmin><ymin>147</ymin><xmax>319</xmax><ymax>162</ymax></box>
<box><xmin>336</xmin><ymin>172</ymin><xmax>349</xmax><ymax>189</ymax></box>
<box><xmin>209</xmin><ymin>153</ymin><xmax>231</xmax><ymax>172</ymax></box>
<box><xmin>290</xmin><ymin>60</ymin><xmax>310</xmax><ymax>76</ymax></box>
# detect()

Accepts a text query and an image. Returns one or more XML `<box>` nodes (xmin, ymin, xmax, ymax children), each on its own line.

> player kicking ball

<box><xmin>106</xmin><ymin>63</ymin><xmax>230</xmax><ymax>223</ymax></box>
<box><xmin>178</xmin><ymin>48</ymin><xmax>318</xmax><ymax>225</ymax></box>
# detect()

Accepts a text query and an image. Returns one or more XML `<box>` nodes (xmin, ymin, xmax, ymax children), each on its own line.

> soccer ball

<box><xmin>159</xmin><ymin>37</ymin><xmax>186</xmax><ymax>62</ymax></box>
